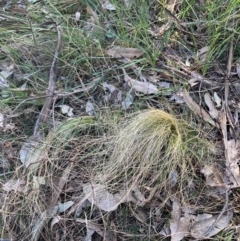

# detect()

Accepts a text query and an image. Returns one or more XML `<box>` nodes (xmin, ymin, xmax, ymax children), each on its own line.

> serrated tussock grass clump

<box><xmin>98</xmin><ymin>109</ymin><xmax>209</xmax><ymax>193</ymax></box>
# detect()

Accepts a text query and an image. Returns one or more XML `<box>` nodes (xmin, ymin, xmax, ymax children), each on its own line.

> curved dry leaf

<box><xmin>19</xmin><ymin>134</ymin><xmax>44</xmax><ymax>170</ymax></box>
<box><xmin>58</xmin><ymin>201</ymin><xmax>74</xmax><ymax>213</ymax></box>
<box><xmin>188</xmin><ymin>72</ymin><xmax>204</xmax><ymax>87</ymax></box>
<box><xmin>182</xmin><ymin>89</ymin><xmax>217</xmax><ymax>127</ymax></box>
<box><xmin>201</xmin><ymin>165</ymin><xmax>225</xmax><ymax>187</ymax></box>
<box><xmin>123</xmin><ymin>69</ymin><xmax>158</xmax><ymax>94</ymax></box>
<box><xmin>51</xmin><ymin>216</ymin><xmax>62</xmax><ymax>230</ymax></box>
<box><xmin>191</xmin><ymin>211</ymin><xmax>233</xmax><ymax>239</ymax></box>
<box><xmin>213</xmin><ymin>92</ymin><xmax>221</xmax><ymax>107</ymax></box>
<box><xmin>59</xmin><ymin>104</ymin><xmax>74</xmax><ymax>117</ymax></box>
<box><xmin>83</xmin><ymin>183</ymin><xmax>141</xmax><ymax>211</ymax></box>
<box><xmin>170</xmin><ymin>197</ymin><xmax>190</xmax><ymax>241</ymax></box>
<box><xmin>105</xmin><ymin>47</ymin><xmax>144</xmax><ymax>59</ymax></box>
<box><xmin>83</xmin><ymin>183</ymin><xmax>121</xmax><ymax>211</ymax></box>
<box><xmin>204</xmin><ymin>93</ymin><xmax>219</xmax><ymax>119</ymax></box>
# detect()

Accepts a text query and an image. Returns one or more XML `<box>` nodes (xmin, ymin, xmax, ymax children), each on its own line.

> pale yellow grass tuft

<box><xmin>98</xmin><ymin>109</ymin><xmax>208</xmax><ymax>193</ymax></box>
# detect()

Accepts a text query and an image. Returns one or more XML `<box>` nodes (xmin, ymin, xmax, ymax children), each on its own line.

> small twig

<box><xmin>52</xmin><ymin>95</ymin><xmax>58</xmax><ymax>131</ymax></box>
<box><xmin>34</xmin><ymin>25</ymin><xmax>62</xmax><ymax>135</ymax></box>
<box><xmin>224</xmin><ymin>37</ymin><xmax>232</xmax><ymax>118</ymax></box>
<box><xmin>225</xmin><ymin>38</ymin><xmax>236</xmax><ymax>131</ymax></box>
<box><xmin>227</xmin><ymin>37</ymin><xmax>233</xmax><ymax>79</ymax></box>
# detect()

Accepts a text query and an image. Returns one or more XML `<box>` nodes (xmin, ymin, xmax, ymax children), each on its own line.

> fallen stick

<box><xmin>33</xmin><ymin>25</ymin><xmax>62</xmax><ymax>135</ymax></box>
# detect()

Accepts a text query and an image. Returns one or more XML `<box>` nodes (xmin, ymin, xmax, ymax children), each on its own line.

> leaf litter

<box><xmin>2</xmin><ymin>0</ymin><xmax>240</xmax><ymax>240</ymax></box>
<box><xmin>105</xmin><ymin>47</ymin><xmax>144</xmax><ymax>59</ymax></box>
<box><xmin>123</xmin><ymin>68</ymin><xmax>158</xmax><ymax>94</ymax></box>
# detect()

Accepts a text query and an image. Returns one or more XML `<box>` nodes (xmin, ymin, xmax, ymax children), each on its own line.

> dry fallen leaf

<box><xmin>105</xmin><ymin>47</ymin><xmax>144</xmax><ymax>59</ymax></box>
<box><xmin>0</xmin><ymin>157</ymin><xmax>9</xmax><ymax>169</ymax></box>
<box><xmin>86</xmin><ymin>100</ymin><xmax>96</xmax><ymax>116</ymax></box>
<box><xmin>201</xmin><ymin>165</ymin><xmax>225</xmax><ymax>187</ymax></box>
<box><xmin>197</xmin><ymin>46</ymin><xmax>209</xmax><ymax>62</ymax></box>
<box><xmin>76</xmin><ymin>219</ymin><xmax>112</xmax><ymax>241</ymax></box>
<box><xmin>2</xmin><ymin>179</ymin><xmax>26</xmax><ymax>192</ymax></box>
<box><xmin>85</xmin><ymin>7</ymin><xmax>104</xmax><ymax>43</ymax></box>
<box><xmin>170</xmin><ymin>89</ymin><xmax>185</xmax><ymax>104</ymax></box>
<box><xmin>123</xmin><ymin>69</ymin><xmax>158</xmax><ymax>94</ymax></box>
<box><xmin>217</xmin><ymin>111</ymin><xmax>240</xmax><ymax>187</ymax></box>
<box><xmin>58</xmin><ymin>201</ymin><xmax>74</xmax><ymax>213</ymax></box>
<box><xmin>19</xmin><ymin>134</ymin><xmax>44</xmax><ymax>170</ymax></box>
<box><xmin>102</xmin><ymin>1</ymin><xmax>116</xmax><ymax>10</ymax></box>
<box><xmin>0</xmin><ymin>64</ymin><xmax>13</xmax><ymax>88</ymax></box>
<box><xmin>213</xmin><ymin>92</ymin><xmax>221</xmax><ymax>108</ymax></box>
<box><xmin>3</xmin><ymin>123</ymin><xmax>15</xmax><ymax>132</ymax></box>
<box><xmin>103</xmin><ymin>82</ymin><xmax>116</xmax><ymax>93</ymax></box>
<box><xmin>182</xmin><ymin>89</ymin><xmax>217</xmax><ymax>127</ymax></box>
<box><xmin>185</xmin><ymin>57</ymin><xmax>191</xmax><ymax>67</ymax></box>
<box><xmin>51</xmin><ymin>215</ymin><xmax>62</xmax><ymax>230</ymax></box>
<box><xmin>0</xmin><ymin>112</ymin><xmax>3</xmax><ymax>128</ymax></box>
<box><xmin>82</xmin><ymin>183</ymin><xmax>143</xmax><ymax>212</ymax></box>
<box><xmin>145</xmin><ymin>74</ymin><xmax>160</xmax><ymax>84</ymax></box>
<box><xmin>75</xmin><ymin>11</ymin><xmax>81</xmax><ymax>21</ymax></box>
<box><xmin>170</xmin><ymin>169</ymin><xmax>179</xmax><ymax>186</ymax></box>
<box><xmin>86</xmin><ymin>6</ymin><xmax>100</xmax><ymax>25</ymax></box>
<box><xmin>204</xmin><ymin>92</ymin><xmax>219</xmax><ymax>119</ymax></box>
<box><xmin>83</xmin><ymin>183</ymin><xmax>122</xmax><ymax>211</ymax></box>
<box><xmin>237</xmin><ymin>62</ymin><xmax>240</xmax><ymax>79</ymax></box>
<box><xmin>226</xmin><ymin>139</ymin><xmax>240</xmax><ymax>187</ymax></box>
<box><xmin>166</xmin><ymin>0</ymin><xmax>177</xmax><ymax>12</ymax></box>
<box><xmin>84</xmin><ymin>228</ymin><xmax>95</xmax><ymax>241</ymax></box>
<box><xmin>103</xmin><ymin>82</ymin><xmax>122</xmax><ymax>103</ymax></box>
<box><xmin>148</xmin><ymin>21</ymin><xmax>172</xmax><ymax>37</ymax></box>
<box><xmin>59</xmin><ymin>104</ymin><xmax>74</xmax><ymax>117</ymax></box>
<box><xmin>32</xmin><ymin>176</ymin><xmax>46</xmax><ymax>190</ymax></box>
<box><xmin>20</xmin><ymin>82</ymin><xmax>27</xmax><ymax>91</ymax></box>
<box><xmin>122</xmin><ymin>94</ymin><xmax>134</xmax><ymax>110</ymax></box>
<box><xmin>190</xmin><ymin>211</ymin><xmax>233</xmax><ymax>239</ymax></box>
<box><xmin>160</xmin><ymin>222</ymin><xmax>171</xmax><ymax>236</ymax></box>
<box><xmin>170</xmin><ymin>197</ymin><xmax>190</xmax><ymax>241</ymax></box>
<box><xmin>124</xmin><ymin>0</ymin><xmax>132</xmax><ymax>8</ymax></box>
